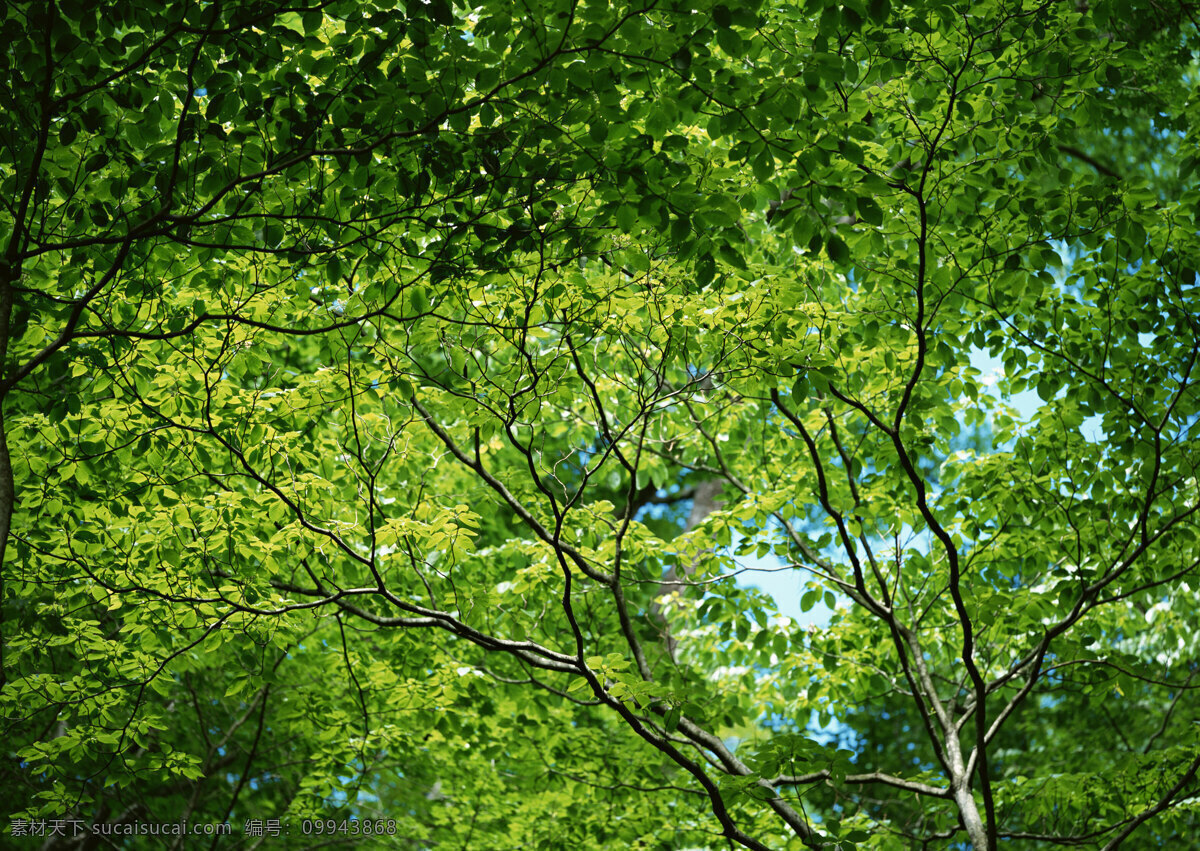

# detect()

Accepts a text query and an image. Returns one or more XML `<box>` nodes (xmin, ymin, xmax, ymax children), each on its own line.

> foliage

<box><xmin>2</xmin><ymin>0</ymin><xmax>1199</xmax><ymax>849</ymax></box>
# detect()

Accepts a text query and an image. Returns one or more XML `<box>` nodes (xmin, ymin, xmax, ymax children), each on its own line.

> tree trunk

<box><xmin>653</xmin><ymin>478</ymin><xmax>724</xmax><ymax>659</ymax></box>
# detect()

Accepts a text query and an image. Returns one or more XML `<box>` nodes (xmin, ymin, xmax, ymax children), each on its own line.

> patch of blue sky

<box><xmin>728</xmin><ymin>530</ymin><xmax>831</xmax><ymax>627</ymax></box>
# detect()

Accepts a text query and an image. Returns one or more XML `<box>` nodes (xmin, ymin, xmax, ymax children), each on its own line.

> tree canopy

<box><xmin>3</xmin><ymin>0</ymin><xmax>1200</xmax><ymax>848</ymax></box>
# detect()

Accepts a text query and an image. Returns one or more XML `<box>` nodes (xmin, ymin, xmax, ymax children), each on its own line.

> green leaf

<box><xmin>616</xmin><ymin>204</ymin><xmax>637</xmax><ymax>232</ymax></box>
<box><xmin>716</xmin><ymin>27</ymin><xmax>742</xmax><ymax>56</ymax></box>
<box><xmin>567</xmin><ymin>676</ymin><xmax>591</xmax><ymax>693</ymax></box>
<box><xmin>408</xmin><ymin>285</ymin><xmax>431</xmax><ymax>314</ymax></box>
<box><xmin>753</xmin><ymin>150</ymin><xmax>775</xmax><ymax>182</ymax></box>
<box><xmin>825</xmin><ymin>234</ymin><xmax>849</xmax><ymax>265</ymax></box>
<box><xmin>424</xmin><ymin>0</ymin><xmax>454</xmax><ymax>26</ymax></box>
<box><xmin>391</xmin><ymin>377</ymin><xmax>414</xmax><ymax>400</ymax></box>
<box><xmin>856</xmin><ymin>196</ymin><xmax>883</xmax><ymax>226</ymax></box>
<box><xmin>263</xmin><ymin>221</ymin><xmax>284</xmax><ymax>247</ymax></box>
<box><xmin>302</xmin><ymin>9</ymin><xmax>323</xmax><ymax>34</ymax></box>
<box><xmin>791</xmin><ymin>375</ymin><xmax>810</xmax><ymax>403</ymax></box>
<box><xmin>670</xmin><ymin>211</ymin><xmax>691</xmax><ymax>243</ymax></box>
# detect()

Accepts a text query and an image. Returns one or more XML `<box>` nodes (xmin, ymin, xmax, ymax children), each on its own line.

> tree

<box><xmin>2</xmin><ymin>0</ymin><xmax>1199</xmax><ymax>848</ymax></box>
